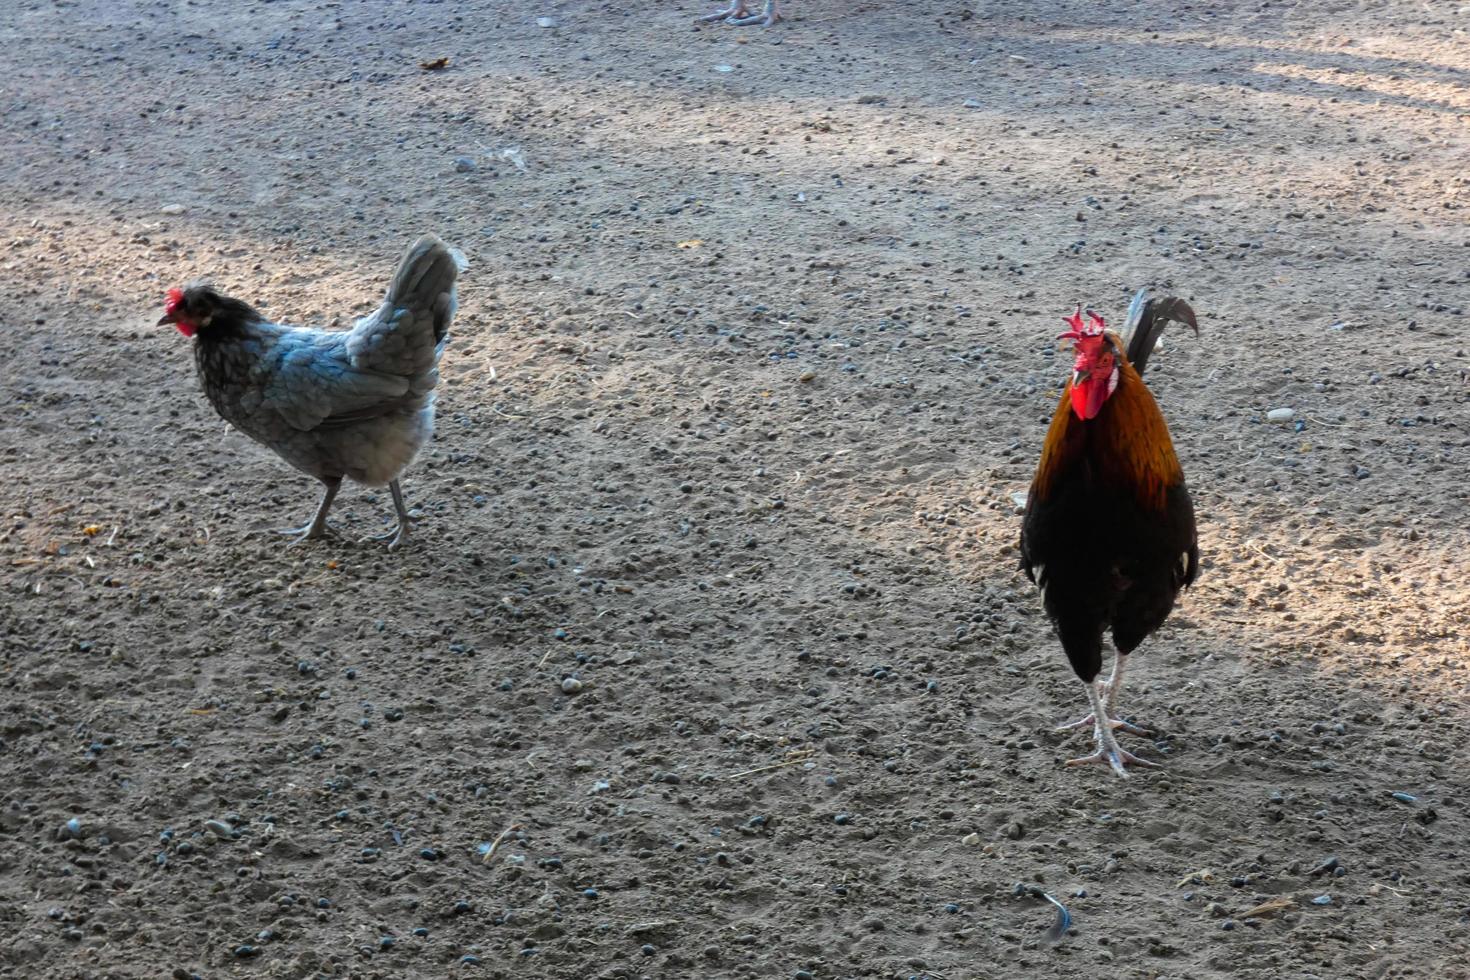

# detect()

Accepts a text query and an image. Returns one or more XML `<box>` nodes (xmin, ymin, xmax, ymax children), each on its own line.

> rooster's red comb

<box><xmin>1058</xmin><ymin>306</ymin><xmax>1106</xmax><ymax>342</ymax></box>
<box><xmin>163</xmin><ymin>287</ymin><xmax>185</xmax><ymax>315</ymax></box>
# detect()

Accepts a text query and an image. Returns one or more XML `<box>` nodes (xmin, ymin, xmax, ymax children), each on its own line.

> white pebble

<box><xmin>961</xmin><ymin>832</ymin><xmax>982</xmax><ymax>846</ymax></box>
<box><xmin>159</xmin><ymin>204</ymin><xmax>187</xmax><ymax>215</ymax></box>
<box><xmin>1267</xmin><ymin>408</ymin><xmax>1294</xmax><ymax>422</ymax></box>
<box><xmin>561</xmin><ymin>677</ymin><xmax>583</xmax><ymax>694</ymax></box>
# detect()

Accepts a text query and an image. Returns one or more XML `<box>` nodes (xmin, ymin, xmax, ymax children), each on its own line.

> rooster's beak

<box><xmin>157</xmin><ymin>313</ymin><xmax>177</xmax><ymax>326</ymax></box>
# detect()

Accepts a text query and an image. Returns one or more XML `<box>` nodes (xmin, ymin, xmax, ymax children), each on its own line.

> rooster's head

<box><xmin>1058</xmin><ymin>307</ymin><xmax>1119</xmax><ymax>421</ymax></box>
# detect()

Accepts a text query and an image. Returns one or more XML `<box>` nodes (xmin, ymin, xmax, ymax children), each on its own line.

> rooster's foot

<box><xmin>1055</xmin><ymin>712</ymin><xmax>1150</xmax><ymax>736</ymax></box>
<box><xmin>1066</xmin><ymin>743</ymin><xmax>1160</xmax><ymax>777</ymax></box>
<box><xmin>699</xmin><ymin>0</ymin><xmax>780</xmax><ymax>26</ymax></box>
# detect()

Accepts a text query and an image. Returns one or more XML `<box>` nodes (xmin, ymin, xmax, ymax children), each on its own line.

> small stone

<box><xmin>1311</xmin><ymin>894</ymin><xmax>1332</xmax><ymax>906</ymax></box>
<box><xmin>1266</xmin><ymin>408</ymin><xmax>1294</xmax><ymax>422</ymax></box>
<box><xmin>205</xmin><ymin>819</ymin><xmax>235</xmax><ymax>838</ymax></box>
<box><xmin>159</xmin><ymin>203</ymin><xmax>187</xmax><ymax>215</ymax></box>
<box><xmin>963</xmin><ymin>98</ymin><xmax>982</xmax><ymax>109</ymax></box>
<box><xmin>59</xmin><ymin>818</ymin><xmax>83</xmax><ymax>840</ymax></box>
<box><xmin>961</xmin><ymin>832</ymin><xmax>981</xmax><ymax>846</ymax></box>
<box><xmin>561</xmin><ymin>677</ymin><xmax>583</xmax><ymax>694</ymax></box>
<box><xmin>536</xmin><ymin>16</ymin><xmax>558</xmax><ymax>27</ymax></box>
<box><xmin>454</xmin><ymin>156</ymin><xmax>477</xmax><ymax>173</ymax></box>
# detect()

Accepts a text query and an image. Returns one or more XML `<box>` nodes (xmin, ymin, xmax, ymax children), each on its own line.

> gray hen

<box><xmin>159</xmin><ymin>235</ymin><xmax>464</xmax><ymax>548</ymax></box>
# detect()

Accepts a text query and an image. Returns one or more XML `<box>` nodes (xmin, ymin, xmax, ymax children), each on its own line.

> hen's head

<box><xmin>1058</xmin><ymin>307</ymin><xmax>1119</xmax><ymax>420</ymax></box>
<box><xmin>158</xmin><ymin>283</ymin><xmax>252</xmax><ymax>338</ymax></box>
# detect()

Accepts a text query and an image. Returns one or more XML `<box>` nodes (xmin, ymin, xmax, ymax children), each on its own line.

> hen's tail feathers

<box><xmin>1122</xmin><ymin>289</ymin><xmax>1198</xmax><ymax>375</ymax></box>
<box><xmin>384</xmin><ymin>234</ymin><xmax>465</xmax><ymax>347</ymax></box>
<box><xmin>348</xmin><ymin>235</ymin><xmax>464</xmax><ymax>383</ymax></box>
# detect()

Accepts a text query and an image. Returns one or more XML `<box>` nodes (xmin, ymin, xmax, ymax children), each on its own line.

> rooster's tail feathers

<box><xmin>1122</xmin><ymin>289</ymin><xmax>1198</xmax><ymax>375</ymax></box>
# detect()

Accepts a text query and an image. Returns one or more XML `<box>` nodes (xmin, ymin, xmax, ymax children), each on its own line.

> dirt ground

<box><xmin>2</xmin><ymin>0</ymin><xmax>1468</xmax><ymax>977</ymax></box>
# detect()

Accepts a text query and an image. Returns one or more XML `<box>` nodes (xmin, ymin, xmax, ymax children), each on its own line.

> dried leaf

<box><xmin>419</xmin><ymin>57</ymin><xmax>449</xmax><ymax>71</ymax></box>
<box><xmin>1241</xmin><ymin>896</ymin><xmax>1296</xmax><ymax>919</ymax></box>
<box><xmin>82</xmin><ymin>524</ymin><xmax>102</xmax><ymax>536</ymax></box>
<box><xmin>676</xmin><ymin>239</ymin><xmax>703</xmax><ymax>249</ymax></box>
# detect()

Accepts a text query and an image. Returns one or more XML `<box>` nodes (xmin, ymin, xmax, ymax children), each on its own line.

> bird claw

<box><xmin>1055</xmin><ymin>712</ymin><xmax>1151</xmax><ymax>736</ymax></box>
<box><xmin>366</xmin><ymin>521</ymin><xmax>411</xmax><ymax>550</ymax></box>
<box><xmin>1065</xmin><ymin>744</ymin><xmax>1161</xmax><ymax>777</ymax></box>
<box><xmin>699</xmin><ymin>0</ymin><xmax>779</xmax><ymax>25</ymax></box>
<box><xmin>273</xmin><ymin>522</ymin><xmax>338</xmax><ymax>544</ymax></box>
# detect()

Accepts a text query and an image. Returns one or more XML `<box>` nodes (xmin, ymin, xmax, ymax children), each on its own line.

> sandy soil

<box><xmin>2</xmin><ymin>0</ymin><xmax>1469</xmax><ymax>977</ymax></box>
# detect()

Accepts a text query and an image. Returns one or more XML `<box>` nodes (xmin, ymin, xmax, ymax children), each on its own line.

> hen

<box><xmin>1019</xmin><ymin>290</ymin><xmax>1199</xmax><ymax>776</ymax></box>
<box><xmin>158</xmin><ymin>235</ymin><xmax>463</xmax><ymax>549</ymax></box>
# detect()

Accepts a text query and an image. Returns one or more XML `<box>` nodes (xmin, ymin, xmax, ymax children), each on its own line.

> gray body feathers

<box><xmin>191</xmin><ymin>235</ymin><xmax>463</xmax><ymax>487</ymax></box>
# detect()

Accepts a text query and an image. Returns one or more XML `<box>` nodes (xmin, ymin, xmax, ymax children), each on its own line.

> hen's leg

<box><xmin>699</xmin><ymin>0</ymin><xmax>780</xmax><ymax>25</ymax></box>
<box><xmin>275</xmin><ymin>477</ymin><xmax>341</xmax><ymax>543</ymax></box>
<box><xmin>1055</xmin><ymin>654</ymin><xmax>1150</xmax><ymax>735</ymax></box>
<box><xmin>368</xmin><ymin>479</ymin><xmax>415</xmax><ymax>550</ymax></box>
<box><xmin>1065</xmin><ymin>679</ymin><xmax>1159</xmax><ymax>777</ymax></box>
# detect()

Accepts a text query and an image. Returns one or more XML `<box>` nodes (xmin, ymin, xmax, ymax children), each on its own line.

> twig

<box><xmin>725</xmin><ymin>749</ymin><xmax>815</xmax><ymax>780</ymax></box>
<box><xmin>1244</xmin><ymin>540</ymin><xmax>1281</xmax><ymax>564</ymax></box>
<box><xmin>480</xmin><ymin>823</ymin><xmax>522</xmax><ymax>865</ymax></box>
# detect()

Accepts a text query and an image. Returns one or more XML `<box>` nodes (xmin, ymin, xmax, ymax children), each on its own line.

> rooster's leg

<box><xmin>275</xmin><ymin>477</ymin><xmax>341</xmax><ymax>543</ymax></box>
<box><xmin>1054</xmin><ymin>655</ymin><xmax>1150</xmax><ymax>735</ymax></box>
<box><xmin>699</xmin><ymin>0</ymin><xmax>780</xmax><ymax>25</ymax></box>
<box><xmin>1065</xmin><ymin>679</ymin><xmax>1160</xmax><ymax>777</ymax></box>
<box><xmin>367</xmin><ymin>478</ymin><xmax>415</xmax><ymax>550</ymax></box>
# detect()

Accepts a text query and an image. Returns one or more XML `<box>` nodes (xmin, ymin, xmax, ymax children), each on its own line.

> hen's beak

<box><xmin>157</xmin><ymin>312</ymin><xmax>177</xmax><ymax>326</ymax></box>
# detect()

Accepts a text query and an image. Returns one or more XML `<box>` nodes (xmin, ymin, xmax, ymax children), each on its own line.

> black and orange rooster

<box><xmin>1020</xmin><ymin>290</ymin><xmax>1199</xmax><ymax>776</ymax></box>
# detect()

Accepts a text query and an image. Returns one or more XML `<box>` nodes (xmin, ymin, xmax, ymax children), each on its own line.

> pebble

<box><xmin>641</xmin><ymin>943</ymin><xmax>657</xmax><ymax>956</ymax></box>
<box><xmin>963</xmin><ymin>98</ymin><xmax>983</xmax><ymax>109</ymax></box>
<box><xmin>1266</xmin><ymin>408</ymin><xmax>1294</xmax><ymax>422</ymax></box>
<box><xmin>961</xmin><ymin>832</ymin><xmax>981</xmax><ymax>846</ymax></box>
<box><xmin>1311</xmin><ymin>895</ymin><xmax>1332</xmax><ymax>906</ymax></box>
<box><xmin>412</xmin><ymin>927</ymin><xmax>429</xmax><ymax>938</ymax></box>
<box><xmin>583</xmin><ymin>888</ymin><xmax>600</xmax><ymax>899</ymax></box>
<box><xmin>1390</xmin><ymin>792</ymin><xmax>1417</xmax><ymax>804</ymax></box>
<box><xmin>561</xmin><ymin>677</ymin><xmax>584</xmax><ymax>694</ymax></box>
<box><xmin>454</xmin><ymin>156</ymin><xmax>477</xmax><ymax>173</ymax></box>
<box><xmin>233</xmin><ymin>945</ymin><xmax>259</xmax><ymax>958</ymax></box>
<box><xmin>379</xmin><ymin>936</ymin><xmax>396</xmax><ymax>950</ymax></box>
<box><xmin>205</xmin><ymin>819</ymin><xmax>235</xmax><ymax>838</ymax></box>
<box><xmin>159</xmin><ymin>203</ymin><xmax>187</xmax><ymax>215</ymax></box>
<box><xmin>59</xmin><ymin>818</ymin><xmax>83</xmax><ymax>840</ymax></box>
<box><xmin>461</xmin><ymin>954</ymin><xmax>481</xmax><ymax>965</ymax></box>
<box><xmin>536</xmin><ymin>16</ymin><xmax>558</xmax><ymax>27</ymax></box>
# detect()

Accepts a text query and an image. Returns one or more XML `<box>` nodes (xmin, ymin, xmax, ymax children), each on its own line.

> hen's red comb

<box><xmin>1058</xmin><ymin>307</ymin><xmax>1106</xmax><ymax>342</ymax></box>
<box><xmin>163</xmin><ymin>287</ymin><xmax>185</xmax><ymax>315</ymax></box>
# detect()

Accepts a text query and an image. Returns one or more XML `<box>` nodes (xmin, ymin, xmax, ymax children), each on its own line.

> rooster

<box><xmin>1019</xmin><ymin>290</ymin><xmax>1199</xmax><ymax>776</ymax></box>
<box><xmin>158</xmin><ymin>235</ymin><xmax>464</xmax><ymax>549</ymax></box>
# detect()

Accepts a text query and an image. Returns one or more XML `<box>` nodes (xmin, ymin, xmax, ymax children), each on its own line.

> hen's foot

<box><xmin>274</xmin><ymin>521</ymin><xmax>339</xmax><ymax>544</ymax></box>
<box><xmin>273</xmin><ymin>477</ymin><xmax>342</xmax><ymax>546</ymax></box>
<box><xmin>365</xmin><ymin>478</ymin><xmax>415</xmax><ymax>550</ymax></box>
<box><xmin>699</xmin><ymin>0</ymin><xmax>780</xmax><ymax>26</ymax></box>
<box><xmin>367</xmin><ymin>521</ymin><xmax>411</xmax><ymax>550</ymax></box>
<box><xmin>1055</xmin><ymin>712</ymin><xmax>1151</xmax><ymax>736</ymax></box>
